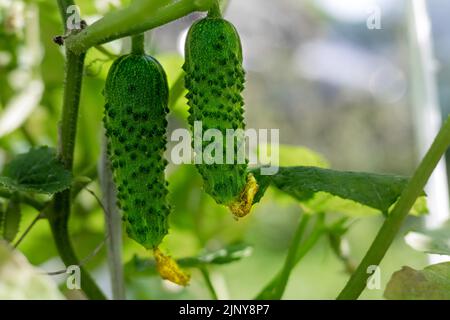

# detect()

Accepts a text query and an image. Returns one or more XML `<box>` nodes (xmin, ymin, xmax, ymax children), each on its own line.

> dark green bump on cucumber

<box><xmin>103</xmin><ymin>53</ymin><xmax>170</xmax><ymax>249</ymax></box>
<box><xmin>184</xmin><ymin>16</ymin><xmax>258</xmax><ymax>218</ymax></box>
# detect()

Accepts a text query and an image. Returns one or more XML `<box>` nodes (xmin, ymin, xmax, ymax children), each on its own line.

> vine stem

<box><xmin>131</xmin><ymin>34</ymin><xmax>145</xmax><ymax>55</ymax></box>
<box><xmin>50</xmin><ymin>0</ymin><xmax>106</xmax><ymax>300</ymax></box>
<box><xmin>200</xmin><ymin>267</ymin><xmax>219</xmax><ymax>300</ymax></box>
<box><xmin>337</xmin><ymin>115</ymin><xmax>450</xmax><ymax>300</ymax></box>
<box><xmin>14</xmin><ymin>211</ymin><xmax>45</xmax><ymax>248</ymax></box>
<box><xmin>273</xmin><ymin>214</ymin><xmax>310</xmax><ymax>298</ymax></box>
<box><xmin>65</xmin><ymin>0</ymin><xmax>214</xmax><ymax>54</ymax></box>
<box><xmin>208</xmin><ymin>0</ymin><xmax>222</xmax><ymax>18</ymax></box>
<box><xmin>256</xmin><ymin>214</ymin><xmax>324</xmax><ymax>300</ymax></box>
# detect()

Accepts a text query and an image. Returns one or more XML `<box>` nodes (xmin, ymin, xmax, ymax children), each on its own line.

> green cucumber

<box><xmin>184</xmin><ymin>14</ymin><xmax>258</xmax><ymax>217</ymax></box>
<box><xmin>103</xmin><ymin>53</ymin><xmax>170</xmax><ymax>249</ymax></box>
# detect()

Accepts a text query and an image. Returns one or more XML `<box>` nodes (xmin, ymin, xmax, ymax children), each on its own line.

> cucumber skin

<box><xmin>103</xmin><ymin>54</ymin><xmax>170</xmax><ymax>249</ymax></box>
<box><xmin>184</xmin><ymin>17</ymin><xmax>247</xmax><ymax>206</ymax></box>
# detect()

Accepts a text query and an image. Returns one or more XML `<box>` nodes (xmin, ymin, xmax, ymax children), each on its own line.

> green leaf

<box><xmin>125</xmin><ymin>243</ymin><xmax>253</xmax><ymax>278</ymax></box>
<box><xmin>405</xmin><ymin>220</ymin><xmax>450</xmax><ymax>256</ymax></box>
<box><xmin>300</xmin><ymin>192</ymin><xmax>380</xmax><ymax>216</ymax></box>
<box><xmin>0</xmin><ymin>146</ymin><xmax>72</xmax><ymax>195</ymax></box>
<box><xmin>2</xmin><ymin>195</ymin><xmax>21</xmax><ymax>242</ymax></box>
<box><xmin>252</xmin><ymin>145</ymin><xmax>329</xmax><ymax>204</ymax></box>
<box><xmin>384</xmin><ymin>263</ymin><xmax>450</xmax><ymax>300</ymax></box>
<box><xmin>253</xmin><ymin>166</ymin><xmax>411</xmax><ymax>214</ymax></box>
<box><xmin>274</xmin><ymin>167</ymin><xmax>408</xmax><ymax>212</ymax></box>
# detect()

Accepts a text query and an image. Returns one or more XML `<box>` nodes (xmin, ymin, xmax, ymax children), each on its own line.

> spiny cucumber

<box><xmin>184</xmin><ymin>13</ymin><xmax>258</xmax><ymax>217</ymax></box>
<box><xmin>104</xmin><ymin>53</ymin><xmax>170</xmax><ymax>249</ymax></box>
<box><xmin>103</xmin><ymin>51</ymin><xmax>189</xmax><ymax>285</ymax></box>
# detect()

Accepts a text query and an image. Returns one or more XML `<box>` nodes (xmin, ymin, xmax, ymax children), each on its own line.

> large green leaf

<box><xmin>125</xmin><ymin>243</ymin><xmax>253</xmax><ymax>278</ymax></box>
<box><xmin>384</xmin><ymin>263</ymin><xmax>450</xmax><ymax>300</ymax></box>
<box><xmin>405</xmin><ymin>220</ymin><xmax>450</xmax><ymax>256</ymax></box>
<box><xmin>300</xmin><ymin>192</ymin><xmax>380</xmax><ymax>216</ymax></box>
<box><xmin>0</xmin><ymin>146</ymin><xmax>72</xmax><ymax>195</ymax></box>
<box><xmin>253</xmin><ymin>166</ymin><xmax>411</xmax><ymax>214</ymax></box>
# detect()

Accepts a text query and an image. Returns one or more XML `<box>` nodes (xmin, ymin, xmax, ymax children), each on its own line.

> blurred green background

<box><xmin>1</xmin><ymin>0</ymin><xmax>448</xmax><ymax>299</ymax></box>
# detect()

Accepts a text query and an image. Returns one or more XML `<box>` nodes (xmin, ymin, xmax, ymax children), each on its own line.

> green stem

<box><xmin>256</xmin><ymin>214</ymin><xmax>324</xmax><ymax>300</ymax></box>
<box><xmin>65</xmin><ymin>0</ymin><xmax>214</xmax><ymax>54</ymax></box>
<box><xmin>50</xmin><ymin>192</ymin><xmax>106</xmax><ymax>299</ymax></box>
<box><xmin>200</xmin><ymin>267</ymin><xmax>219</xmax><ymax>300</ymax></box>
<box><xmin>57</xmin><ymin>49</ymin><xmax>85</xmax><ymax>169</ymax></box>
<box><xmin>208</xmin><ymin>0</ymin><xmax>222</xmax><ymax>18</ymax></box>
<box><xmin>14</xmin><ymin>211</ymin><xmax>44</xmax><ymax>248</ymax></box>
<box><xmin>50</xmin><ymin>0</ymin><xmax>106</xmax><ymax>300</ymax></box>
<box><xmin>273</xmin><ymin>214</ymin><xmax>310</xmax><ymax>299</ymax></box>
<box><xmin>337</xmin><ymin>115</ymin><xmax>450</xmax><ymax>300</ymax></box>
<box><xmin>131</xmin><ymin>34</ymin><xmax>145</xmax><ymax>55</ymax></box>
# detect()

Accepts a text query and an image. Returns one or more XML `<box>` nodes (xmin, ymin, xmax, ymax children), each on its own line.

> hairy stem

<box><xmin>57</xmin><ymin>49</ymin><xmax>85</xmax><ymax>169</ymax></box>
<box><xmin>50</xmin><ymin>0</ymin><xmax>106</xmax><ymax>300</ymax></box>
<box><xmin>337</xmin><ymin>115</ymin><xmax>450</xmax><ymax>300</ymax></box>
<box><xmin>65</xmin><ymin>0</ymin><xmax>214</xmax><ymax>54</ymax></box>
<box><xmin>50</xmin><ymin>192</ymin><xmax>105</xmax><ymax>299</ymax></box>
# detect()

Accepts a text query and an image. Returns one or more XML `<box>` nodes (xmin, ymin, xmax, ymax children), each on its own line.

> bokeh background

<box><xmin>1</xmin><ymin>0</ymin><xmax>449</xmax><ymax>299</ymax></box>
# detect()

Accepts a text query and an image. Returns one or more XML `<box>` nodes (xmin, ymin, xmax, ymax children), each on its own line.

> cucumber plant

<box><xmin>0</xmin><ymin>0</ymin><xmax>448</xmax><ymax>301</ymax></box>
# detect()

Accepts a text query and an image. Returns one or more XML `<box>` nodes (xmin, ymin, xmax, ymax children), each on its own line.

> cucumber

<box><xmin>103</xmin><ymin>53</ymin><xmax>170</xmax><ymax>249</ymax></box>
<box><xmin>104</xmin><ymin>50</ymin><xmax>189</xmax><ymax>286</ymax></box>
<box><xmin>184</xmin><ymin>15</ymin><xmax>258</xmax><ymax>217</ymax></box>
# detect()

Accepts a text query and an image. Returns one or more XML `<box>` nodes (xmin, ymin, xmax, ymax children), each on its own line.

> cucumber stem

<box><xmin>208</xmin><ymin>0</ymin><xmax>222</xmax><ymax>18</ymax></box>
<box><xmin>131</xmin><ymin>33</ymin><xmax>145</xmax><ymax>55</ymax></box>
